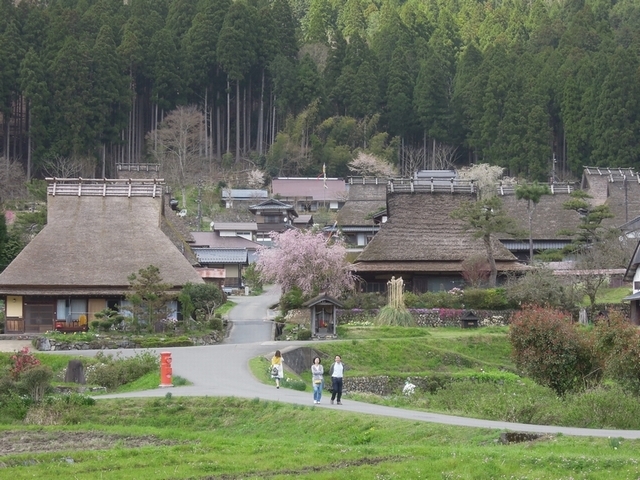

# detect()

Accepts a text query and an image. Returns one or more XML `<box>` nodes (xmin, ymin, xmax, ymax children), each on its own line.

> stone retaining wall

<box><xmin>33</xmin><ymin>333</ymin><xmax>222</xmax><ymax>351</ymax></box>
<box><xmin>337</xmin><ymin>308</ymin><xmax>513</xmax><ymax>327</ymax></box>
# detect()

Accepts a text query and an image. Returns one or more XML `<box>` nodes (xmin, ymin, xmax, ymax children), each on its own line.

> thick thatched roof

<box><xmin>337</xmin><ymin>183</ymin><xmax>386</xmax><ymax>227</ymax></box>
<box><xmin>582</xmin><ymin>167</ymin><xmax>640</xmax><ymax>227</ymax></box>
<box><xmin>0</xmin><ymin>179</ymin><xmax>204</xmax><ymax>295</ymax></box>
<box><xmin>498</xmin><ymin>190</ymin><xmax>580</xmax><ymax>240</ymax></box>
<box><xmin>354</xmin><ymin>191</ymin><xmax>522</xmax><ymax>271</ymax></box>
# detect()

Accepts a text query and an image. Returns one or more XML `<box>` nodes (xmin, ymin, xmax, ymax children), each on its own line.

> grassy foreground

<box><xmin>1</xmin><ymin>396</ymin><xmax>639</xmax><ymax>479</ymax></box>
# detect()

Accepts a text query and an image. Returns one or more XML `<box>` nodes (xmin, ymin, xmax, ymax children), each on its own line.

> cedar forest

<box><xmin>0</xmin><ymin>0</ymin><xmax>639</xmax><ymax>191</ymax></box>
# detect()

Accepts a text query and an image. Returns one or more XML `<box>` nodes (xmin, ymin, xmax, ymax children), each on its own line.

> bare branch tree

<box><xmin>399</xmin><ymin>146</ymin><xmax>424</xmax><ymax>177</ymax></box>
<box><xmin>41</xmin><ymin>155</ymin><xmax>84</xmax><ymax>179</ymax></box>
<box><xmin>148</xmin><ymin>105</ymin><xmax>204</xmax><ymax>207</ymax></box>
<box><xmin>431</xmin><ymin>142</ymin><xmax>458</xmax><ymax>170</ymax></box>
<box><xmin>0</xmin><ymin>159</ymin><xmax>27</xmax><ymax>201</ymax></box>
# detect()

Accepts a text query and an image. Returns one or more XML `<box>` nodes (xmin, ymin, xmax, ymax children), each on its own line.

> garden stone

<box><xmin>64</xmin><ymin>360</ymin><xmax>86</xmax><ymax>384</ymax></box>
<box><xmin>37</xmin><ymin>337</ymin><xmax>51</xmax><ymax>351</ymax></box>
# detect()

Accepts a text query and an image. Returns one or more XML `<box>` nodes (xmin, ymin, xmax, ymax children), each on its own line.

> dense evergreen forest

<box><xmin>0</xmin><ymin>0</ymin><xmax>639</xmax><ymax>190</ymax></box>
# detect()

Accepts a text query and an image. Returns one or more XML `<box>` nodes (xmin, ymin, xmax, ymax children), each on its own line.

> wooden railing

<box><xmin>46</xmin><ymin>178</ymin><xmax>165</xmax><ymax>198</ymax></box>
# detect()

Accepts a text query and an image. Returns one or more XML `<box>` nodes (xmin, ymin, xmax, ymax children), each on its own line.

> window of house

<box><xmin>263</xmin><ymin>215</ymin><xmax>281</xmax><ymax>223</ymax></box>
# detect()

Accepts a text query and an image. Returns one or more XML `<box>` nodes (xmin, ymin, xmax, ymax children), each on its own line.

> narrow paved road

<box><xmin>225</xmin><ymin>284</ymin><xmax>280</xmax><ymax>344</ymax></box>
<box><xmin>38</xmin><ymin>286</ymin><xmax>640</xmax><ymax>439</ymax></box>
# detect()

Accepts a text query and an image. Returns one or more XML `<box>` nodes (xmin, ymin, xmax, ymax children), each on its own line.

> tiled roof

<box><xmin>194</xmin><ymin>248</ymin><xmax>248</xmax><ymax>264</ymax></box>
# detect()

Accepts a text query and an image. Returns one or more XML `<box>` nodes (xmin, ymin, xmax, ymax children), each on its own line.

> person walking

<box><xmin>329</xmin><ymin>355</ymin><xmax>344</xmax><ymax>405</ymax></box>
<box><xmin>311</xmin><ymin>357</ymin><xmax>324</xmax><ymax>404</ymax></box>
<box><xmin>271</xmin><ymin>350</ymin><xmax>284</xmax><ymax>388</ymax></box>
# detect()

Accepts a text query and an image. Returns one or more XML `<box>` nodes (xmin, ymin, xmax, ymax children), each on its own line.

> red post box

<box><xmin>159</xmin><ymin>351</ymin><xmax>173</xmax><ymax>387</ymax></box>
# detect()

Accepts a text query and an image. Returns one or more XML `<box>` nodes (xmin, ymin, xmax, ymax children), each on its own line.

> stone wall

<box><xmin>336</xmin><ymin>308</ymin><xmax>513</xmax><ymax>327</ymax></box>
<box><xmin>33</xmin><ymin>333</ymin><xmax>222</xmax><ymax>351</ymax></box>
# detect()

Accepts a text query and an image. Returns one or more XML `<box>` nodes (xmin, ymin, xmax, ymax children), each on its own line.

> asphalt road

<box><xmin>23</xmin><ymin>285</ymin><xmax>640</xmax><ymax>439</ymax></box>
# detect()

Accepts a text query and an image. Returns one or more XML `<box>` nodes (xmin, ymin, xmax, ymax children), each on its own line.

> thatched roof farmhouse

<box><xmin>0</xmin><ymin>177</ymin><xmax>204</xmax><ymax>334</ymax></box>
<box><xmin>353</xmin><ymin>182</ymin><xmax>527</xmax><ymax>293</ymax></box>
<box><xmin>326</xmin><ymin>178</ymin><xmax>387</xmax><ymax>251</ymax></box>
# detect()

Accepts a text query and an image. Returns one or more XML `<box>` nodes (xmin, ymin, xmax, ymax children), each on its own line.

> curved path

<box><xmin>48</xmin><ymin>285</ymin><xmax>640</xmax><ymax>439</ymax></box>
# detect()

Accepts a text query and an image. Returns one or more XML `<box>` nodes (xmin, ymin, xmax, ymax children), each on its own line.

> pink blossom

<box><xmin>255</xmin><ymin>230</ymin><xmax>355</xmax><ymax>297</ymax></box>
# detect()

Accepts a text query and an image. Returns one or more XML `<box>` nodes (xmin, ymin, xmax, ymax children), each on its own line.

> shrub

<box><xmin>99</xmin><ymin>320</ymin><xmax>113</xmax><ymax>332</ymax></box>
<box><xmin>509</xmin><ymin>306</ymin><xmax>601</xmax><ymax>396</ymax></box>
<box><xmin>9</xmin><ymin>347</ymin><xmax>40</xmax><ymax>380</ymax></box>
<box><xmin>297</xmin><ymin>329</ymin><xmax>312</xmax><ymax>341</ymax></box>
<box><xmin>18</xmin><ymin>365</ymin><xmax>53</xmax><ymax>402</ymax></box>
<box><xmin>505</xmin><ymin>268</ymin><xmax>580</xmax><ymax>311</ymax></box>
<box><xmin>90</xmin><ymin>320</ymin><xmax>100</xmax><ymax>331</ymax></box>
<box><xmin>280</xmin><ymin>287</ymin><xmax>305</xmax><ymax>313</ymax></box>
<box><xmin>375</xmin><ymin>305</ymin><xmax>415</xmax><ymax>327</ymax></box>
<box><xmin>341</xmin><ymin>292</ymin><xmax>387</xmax><ymax>310</ymax></box>
<box><xmin>0</xmin><ymin>389</ymin><xmax>32</xmax><ymax>421</ymax></box>
<box><xmin>85</xmin><ymin>351</ymin><xmax>158</xmax><ymax>390</ymax></box>
<box><xmin>403</xmin><ymin>290</ymin><xmax>464</xmax><ymax>309</ymax></box>
<box><xmin>208</xmin><ymin>317</ymin><xmax>223</xmax><ymax>331</ymax></box>
<box><xmin>283</xmin><ymin>377</ymin><xmax>306</xmax><ymax>391</ymax></box>
<box><xmin>462</xmin><ymin>288</ymin><xmax>512</xmax><ymax>310</ymax></box>
<box><xmin>593</xmin><ymin>310</ymin><xmax>640</xmax><ymax>394</ymax></box>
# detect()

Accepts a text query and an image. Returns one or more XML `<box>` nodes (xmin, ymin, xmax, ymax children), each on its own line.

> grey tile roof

<box><xmin>194</xmin><ymin>248</ymin><xmax>248</xmax><ymax>264</ymax></box>
<box><xmin>213</xmin><ymin>222</ymin><xmax>257</xmax><ymax>231</ymax></box>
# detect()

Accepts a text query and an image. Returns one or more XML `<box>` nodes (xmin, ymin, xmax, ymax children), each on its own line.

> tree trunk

<box><xmin>236</xmin><ymin>80</ymin><xmax>240</xmax><ymax>161</ymax></box>
<box><xmin>528</xmin><ymin>203</ymin><xmax>534</xmax><ymax>265</ymax></box>
<box><xmin>226</xmin><ymin>76</ymin><xmax>230</xmax><ymax>154</ymax></box>
<box><xmin>484</xmin><ymin>235</ymin><xmax>497</xmax><ymax>287</ymax></box>
<box><xmin>26</xmin><ymin>99</ymin><xmax>31</xmax><ymax>181</ymax></box>
<box><xmin>258</xmin><ymin>70</ymin><xmax>264</xmax><ymax>155</ymax></box>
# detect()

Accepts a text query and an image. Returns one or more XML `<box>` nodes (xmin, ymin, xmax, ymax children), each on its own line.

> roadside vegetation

<box><xmin>0</xmin><ymin>396</ymin><xmax>639</xmax><ymax>479</ymax></box>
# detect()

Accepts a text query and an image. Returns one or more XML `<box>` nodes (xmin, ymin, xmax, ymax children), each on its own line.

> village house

<box><xmin>623</xmin><ymin>241</ymin><xmax>640</xmax><ymax>325</ymax></box>
<box><xmin>191</xmin><ymin>224</ymin><xmax>261</xmax><ymax>290</ymax></box>
<box><xmin>353</xmin><ymin>180</ymin><xmax>528</xmax><ymax>293</ymax></box>
<box><xmin>0</xmin><ymin>177</ymin><xmax>204</xmax><ymax>334</ymax></box>
<box><xmin>271</xmin><ymin>177</ymin><xmax>347</xmax><ymax>212</ymax></box>
<box><xmin>221</xmin><ymin>188</ymin><xmax>268</xmax><ymax>209</ymax></box>
<box><xmin>325</xmin><ymin>177</ymin><xmax>387</xmax><ymax>252</ymax></box>
<box><xmin>248</xmin><ymin>198</ymin><xmax>298</xmax><ymax>245</ymax></box>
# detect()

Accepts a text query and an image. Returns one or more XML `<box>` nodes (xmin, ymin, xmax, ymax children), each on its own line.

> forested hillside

<box><xmin>0</xmin><ymin>0</ymin><xmax>639</xmax><ymax>188</ymax></box>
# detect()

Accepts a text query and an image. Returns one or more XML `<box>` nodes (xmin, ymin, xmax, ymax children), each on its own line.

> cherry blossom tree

<box><xmin>348</xmin><ymin>152</ymin><xmax>397</xmax><ymax>177</ymax></box>
<box><xmin>255</xmin><ymin>229</ymin><xmax>355</xmax><ymax>297</ymax></box>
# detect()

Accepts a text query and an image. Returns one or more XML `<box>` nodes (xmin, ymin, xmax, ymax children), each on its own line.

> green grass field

<box><xmin>1</xmin><ymin>396</ymin><xmax>639</xmax><ymax>479</ymax></box>
<box><xmin>3</xmin><ymin>326</ymin><xmax>640</xmax><ymax>478</ymax></box>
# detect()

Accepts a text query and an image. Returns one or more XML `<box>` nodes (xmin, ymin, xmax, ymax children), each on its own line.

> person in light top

<box><xmin>329</xmin><ymin>355</ymin><xmax>344</xmax><ymax>405</ymax></box>
<box><xmin>271</xmin><ymin>350</ymin><xmax>284</xmax><ymax>388</ymax></box>
<box><xmin>311</xmin><ymin>357</ymin><xmax>324</xmax><ymax>404</ymax></box>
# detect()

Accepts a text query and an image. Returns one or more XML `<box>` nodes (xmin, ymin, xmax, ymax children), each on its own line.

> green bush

<box><xmin>297</xmin><ymin>329</ymin><xmax>312</xmax><ymax>341</ymax></box>
<box><xmin>280</xmin><ymin>287</ymin><xmax>305</xmax><ymax>313</ymax></box>
<box><xmin>509</xmin><ymin>306</ymin><xmax>601</xmax><ymax>395</ymax></box>
<box><xmin>462</xmin><ymin>288</ymin><xmax>512</xmax><ymax>310</ymax></box>
<box><xmin>90</xmin><ymin>320</ymin><xmax>100</xmax><ymax>331</ymax></box>
<box><xmin>18</xmin><ymin>365</ymin><xmax>53</xmax><ymax>402</ymax></box>
<box><xmin>375</xmin><ymin>305</ymin><xmax>415</xmax><ymax>327</ymax></box>
<box><xmin>0</xmin><ymin>389</ymin><xmax>32</xmax><ymax>421</ymax></box>
<box><xmin>208</xmin><ymin>317</ymin><xmax>223</xmax><ymax>331</ymax></box>
<box><xmin>283</xmin><ymin>377</ymin><xmax>306</xmax><ymax>391</ymax></box>
<box><xmin>404</xmin><ymin>291</ymin><xmax>463</xmax><ymax>309</ymax></box>
<box><xmin>593</xmin><ymin>310</ymin><xmax>640</xmax><ymax>395</ymax></box>
<box><xmin>98</xmin><ymin>320</ymin><xmax>113</xmax><ymax>332</ymax></box>
<box><xmin>85</xmin><ymin>351</ymin><xmax>158</xmax><ymax>390</ymax></box>
<box><xmin>341</xmin><ymin>292</ymin><xmax>387</xmax><ymax>310</ymax></box>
